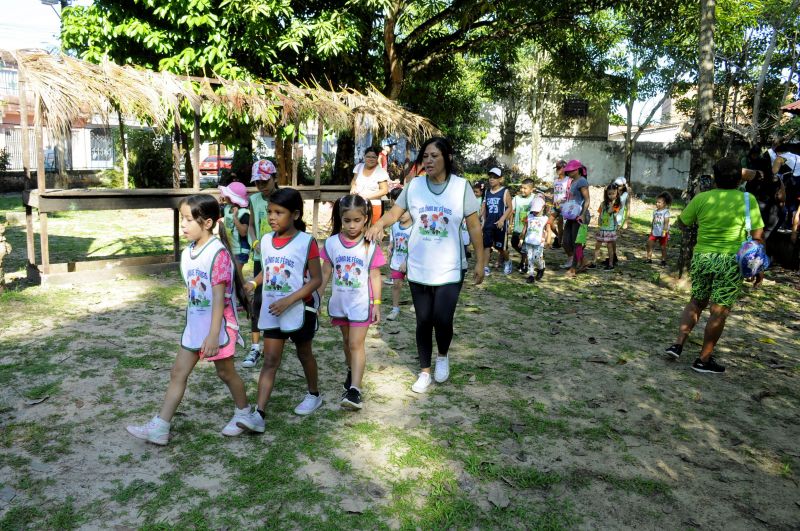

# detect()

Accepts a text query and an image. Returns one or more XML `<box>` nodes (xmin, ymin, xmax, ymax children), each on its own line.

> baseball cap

<box><xmin>613</xmin><ymin>176</ymin><xmax>627</xmax><ymax>186</ymax></box>
<box><xmin>251</xmin><ymin>160</ymin><xmax>277</xmax><ymax>182</ymax></box>
<box><xmin>488</xmin><ymin>167</ymin><xmax>502</xmax><ymax>177</ymax></box>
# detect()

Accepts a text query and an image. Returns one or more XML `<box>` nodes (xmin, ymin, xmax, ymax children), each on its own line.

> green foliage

<box><xmin>0</xmin><ymin>147</ymin><xmax>10</xmax><ymax>175</ymax></box>
<box><xmin>126</xmin><ymin>129</ymin><xmax>174</xmax><ymax>189</ymax></box>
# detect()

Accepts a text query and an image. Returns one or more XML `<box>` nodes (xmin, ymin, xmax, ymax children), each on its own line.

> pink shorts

<box><xmin>331</xmin><ymin>307</ymin><xmax>375</xmax><ymax>328</ymax></box>
<box><xmin>390</xmin><ymin>269</ymin><xmax>406</xmax><ymax>280</ymax></box>
<box><xmin>189</xmin><ymin>324</ymin><xmax>238</xmax><ymax>362</ymax></box>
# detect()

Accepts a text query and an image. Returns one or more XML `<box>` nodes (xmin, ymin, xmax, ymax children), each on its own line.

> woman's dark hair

<box><xmin>331</xmin><ymin>194</ymin><xmax>371</xmax><ymax>236</ymax></box>
<box><xmin>415</xmin><ymin>136</ymin><xmax>455</xmax><ymax>178</ymax></box>
<box><xmin>269</xmin><ymin>188</ymin><xmax>306</xmax><ymax>232</ymax></box>
<box><xmin>364</xmin><ymin>146</ymin><xmax>381</xmax><ymax>157</ymax></box>
<box><xmin>180</xmin><ymin>194</ymin><xmax>249</xmax><ymax>318</ymax></box>
<box><xmin>656</xmin><ymin>191</ymin><xmax>673</xmax><ymax>206</ymax></box>
<box><xmin>712</xmin><ymin>157</ymin><xmax>742</xmax><ymax>189</ymax></box>
<box><xmin>389</xmin><ymin>187</ymin><xmax>403</xmax><ymax>202</ymax></box>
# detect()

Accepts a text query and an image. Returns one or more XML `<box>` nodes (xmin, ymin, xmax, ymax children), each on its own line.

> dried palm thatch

<box><xmin>5</xmin><ymin>49</ymin><xmax>438</xmax><ymax>143</ymax></box>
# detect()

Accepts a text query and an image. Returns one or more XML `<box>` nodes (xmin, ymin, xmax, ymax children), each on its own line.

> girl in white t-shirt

<box><xmin>646</xmin><ymin>192</ymin><xmax>672</xmax><ymax>265</ymax></box>
<box><xmin>126</xmin><ymin>195</ymin><xmax>251</xmax><ymax>445</ymax></box>
<box><xmin>319</xmin><ymin>194</ymin><xmax>386</xmax><ymax>411</ymax></box>
<box><xmin>351</xmin><ymin>146</ymin><xmax>390</xmax><ymax>224</ymax></box>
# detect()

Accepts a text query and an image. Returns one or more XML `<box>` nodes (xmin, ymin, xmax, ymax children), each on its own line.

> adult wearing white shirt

<box><xmin>351</xmin><ymin>146</ymin><xmax>390</xmax><ymax>223</ymax></box>
<box><xmin>366</xmin><ymin>137</ymin><xmax>485</xmax><ymax>393</ymax></box>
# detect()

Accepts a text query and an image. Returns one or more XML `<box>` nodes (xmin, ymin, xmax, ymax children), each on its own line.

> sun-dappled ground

<box><xmin>1</xmin><ymin>193</ymin><xmax>799</xmax><ymax>529</ymax></box>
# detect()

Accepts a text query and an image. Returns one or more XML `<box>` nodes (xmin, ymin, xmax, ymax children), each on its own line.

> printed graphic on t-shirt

<box><xmin>333</xmin><ymin>255</ymin><xmax>366</xmax><ymax>289</ymax></box>
<box><xmin>263</xmin><ymin>256</ymin><xmax>296</xmax><ymax>293</ymax></box>
<box><xmin>485</xmin><ymin>196</ymin><xmax>502</xmax><ymax>215</ymax></box>
<box><xmin>651</xmin><ymin>209</ymin><xmax>670</xmax><ymax>237</ymax></box>
<box><xmin>394</xmin><ymin>234</ymin><xmax>408</xmax><ymax>255</ymax></box>
<box><xmin>186</xmin><ymin>268</ymin><xmax>211</xmax><ymax>307</ymax></box>
<box><xmin>417</xmin><ymin>205</ymin><xmax>452</xmax><ymax>238</ymax></box>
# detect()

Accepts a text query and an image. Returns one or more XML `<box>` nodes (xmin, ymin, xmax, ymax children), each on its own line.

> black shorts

<box><xmin>262</xmin><ymin>310</ymin><xmax>317</xmax><ymax>344</ymax></box>
<box><xmin>483</xmin><ymin>226</ymin><xmax>507</xmax><ymax>250</ymax></box>
<box><xmin>510</xmin><ymin>231</ymin><xmax>522</xmax><ymax>251</ymax></box>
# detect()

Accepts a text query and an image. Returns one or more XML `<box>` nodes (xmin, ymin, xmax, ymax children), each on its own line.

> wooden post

<box><xmin>312</xmin><ymin>120</ymin><xmax>324</xmax><ymax>238</ymax></box>
<box><xmin>291</xmin><ymin>116</ymin><xmax>301</xmax><ymax>187</ymax></box>
<box><xmin>192</xmin><ymin>110</ymin><xmax>201</xmax><ymax>191</ymax></box>
<box><xmin>117</xmin><ymin>108</ymin><xmax>129</xmax><ymax>189</ymax></box>
<box><xmin>172</xmin><ymin>112</ymin><xmax>182</xmax><ymax>188</ymax></box>
<box><xmin>173</xmin><ymin>209</ymin><xmax>180</xmax><ymax>261</ymax></box>
<box><xmin>35</xmin><ymin>97</ymin><xmax>49</xmax><ymax>274</ymax></box>
<box><xmin>19</xmin><ymin>73</ymin><xmax>36</xmax><ymax>267</ymax></box>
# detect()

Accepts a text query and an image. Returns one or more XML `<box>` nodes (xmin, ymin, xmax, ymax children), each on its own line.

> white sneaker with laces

<box><xmin>386</xmin><ymin>307</ymin><xmax>400</xmax><ymax>321</ymax></box>
<box><xmin>222</xmin><ymin>406</ymin><xmax>251</xmax><ymax>436</ymax></box>
<box><xmin>294</xmin><ymin>393</ymin><xmax>323</xmax><ymax>416</ymax></box>
<box><xmin>241</xmin><ymin>345</ymin><xmax>262</xmax><ymax>368</ymax></box>
<box><xmin>236</xmin><ymin>410</ymin><xmax>266</xmax><ymax>433</ymax></box>
<box><xmin>483</xmin><ymin>266</ymin><xmax>491</xmax><ymax>276</ymax></box>
<box><xmin>503</xmin><ymin>261</ymin><xmax>513</xmax><ymax>275</ymax></box>
<box><xmin>411</xmin><ymin>372</ymin><xmax>432</xmax><ymax>393</ymax></box>
<box><xmin>434</xmin><ymin>356</ymin><xmax>450</xmax><ymax>383</ymax></box>
<box><xmin>126</xmin><ymin>416</ymin><xmax>170</xmax><ymax>446</ymax></box>
<box><xmin>560</xmin><ymin>259</ymin><xmax>573</xmax><ymax>269</ymax></box>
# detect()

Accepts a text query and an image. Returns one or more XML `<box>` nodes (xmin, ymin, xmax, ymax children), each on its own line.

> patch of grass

<box><xmin>467</xmin><ymin>461</ymin><xmax>562</xmax><ymax>489</ymax></box>
<box><xmin>0</xmin><ymin>505</ymin><xmax>42</xmax><ymax>529</ymax></box>
<box><xmin>45</xmin><ymin>497</ymin><xmax>83</xmax><ymax>529</ymax></box>
<box><xmin>602</xmin><ymin>474</ymin><xmax>672</xmax><ymax>496</ymax></box>
<box><xmin>23</xmin><ymin>380</ymin><xmax>61</xmax><ymax>399</ymax></box>
<box><xmin>329</xmin><ymin>456</ymin><xmax>351</xmax><ymax>474</ymax></box>
<box><xmin>1</xmin><ymin>419</ymin><xmax>74</xmax><ymax>462</ymax></box>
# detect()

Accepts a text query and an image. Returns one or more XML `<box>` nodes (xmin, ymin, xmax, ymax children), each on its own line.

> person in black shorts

<box><xmin>481</xmin><ymin>168</ymin><xmax>513</xmax><ymax>275</ymax></box>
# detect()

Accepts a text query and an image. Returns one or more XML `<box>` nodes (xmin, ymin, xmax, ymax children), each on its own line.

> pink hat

<box><xmin>563</xmin><ymin>159</ymin><xmax>584</xmax><ymax>173</ymax></box>
<box><xmin>251</xmin><ymin>160</ymin><xmax>277</xmax><ymax>182</ymax></box>
<box><xmin>218</xmin><ymin>182</ymin><xmax>249</xmax><ymax>208</ymax></box>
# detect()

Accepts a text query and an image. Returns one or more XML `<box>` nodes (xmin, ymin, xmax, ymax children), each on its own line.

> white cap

<box><xmin>488</xmin><ymin>167</ymin><xmax>502</xmax><ymax>177</ymax></box>
<box><xmin>530</xmin><ymin>196</ymin><xmax>545</xmax><ymax>213</ymax></box>
<box><xmin>613</xmin><ymin>176</ymin><xmax>627</xmax><ymax>186</ymax></box>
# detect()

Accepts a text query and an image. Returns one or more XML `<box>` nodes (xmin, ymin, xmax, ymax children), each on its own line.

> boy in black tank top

<box><xmin>481</xmin><ymin>168</ymin><xmax>513</xmax><ymax>275</ymax></box>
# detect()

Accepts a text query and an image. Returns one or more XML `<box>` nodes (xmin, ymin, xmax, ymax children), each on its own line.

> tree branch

<box><xmin>632</xmin><ymin>87</ymin><xmax>674</xmax><ymax>143</ymax></box>
<box><xmin>401</xmin><ymin>0</ymin><xmax>490</xmax><ymax>49</ymax></box>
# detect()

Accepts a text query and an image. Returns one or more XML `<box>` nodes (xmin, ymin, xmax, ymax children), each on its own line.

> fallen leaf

<box><xmin>586</xmin><ymin>357</ymin><xmax>608</xmax><ymax>364</ymax></box>
<box><xmin>385</xmin><ymin>329</ymin><xmax>399</xmax><ymax>335</ymax></box>
<box><xmin>340</xmin><ymin>499</ymin><xmax>368</xmax><ymax>514</ymax></box>
<box><xmin>501</xmin><ymin>476</ymin><xmax>518</xmax><ymax>488</ymax></box>
<box><xmin>751</xmin><ymin>390</ymin><xmax>776</xmax><ymax>402</ymax></box>
<box><xmin>510</xmin><ymin>423</ymin><xmax>525</xmax><ymax>434</ymax></box>
<box><xmin>468</xmin><ymin>374</ymin><xmax>476</xmax><ymax>383</ymax></box>
<box><xmin>487</xmin><ymin>485</ymin><xmax>510</xmax><ymax>509</ymax></box>
<box><xmin>376</xmin><ymin>365</ymin><xmax>387</xmax><ymax>372</ymax></box>
<box><xmin>757</xmin><ymin>337</ymin><xmax>777</xmax><ymax>344</ymax></box>
<box><xmin>588</xmin><ymin>337</ymin><xmax>597</xmax><ymax>344</ymax></box>
<box><xmin>549</xmin><ymin>327</ymin><xmax>560</xmax><ymax>335</ymax></box>
<box><xmin>24</xmin><ymin>396</ymin><xmax>49</xmax><ymax>406</ymax></box>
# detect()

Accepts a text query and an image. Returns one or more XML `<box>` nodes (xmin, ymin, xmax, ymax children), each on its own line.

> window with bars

<box><xmin>562</xmin><ymin>97</ymin><xmax>590</xmax><ymax>118</ymax></box>
<box><xmin>90</xmin><ymin>129</ymin><xmax>113</xmax><ymax>161</ymax></box>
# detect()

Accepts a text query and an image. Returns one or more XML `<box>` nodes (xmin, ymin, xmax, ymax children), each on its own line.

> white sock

<box><xmin>235</xmin><ymin>405</ymin><xmax>251</xmax><ymax>415</ymax></box>
<box><xmin>392</xmin><ymin>306</ymin><xmax>400</xmax><ymax>312</ymax></box>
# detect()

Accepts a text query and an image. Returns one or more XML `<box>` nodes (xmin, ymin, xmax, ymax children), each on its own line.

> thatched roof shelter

<box><xmin>3</xmin><ymin>49</ymin><xmax>438</xmax><ymax>142</ymax></box>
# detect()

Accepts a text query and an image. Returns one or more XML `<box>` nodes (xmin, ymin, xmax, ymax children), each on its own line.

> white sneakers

<box><xmin>294</xmin><ymin>393</ymin><xmax>323</xmax><ymax>415</ymax></box>
<box><xmin>236</xmin><ymin>410</ymin><xmax>266</xmax><ymax>433</ymax></box>
<box><xmin>412</xmin><ymin>356</ymin><xmax>451</xmax><ymax>393</ymax></box>
<box><xmin>434</xmin><ymin>356</ymin><xmax>450</xmax><ymax>383</ymax></box>
<box><xmin>126</xmin><ymin>416</ymin><xmax>170</xmax><ymax>446</ymax></box>
<box><xmin>386</xmin><ymin>307</ymin><xmax>400</xmax><ymax>321</ymax></box>
<box><xmin>503</xmin><ymin>260</ymin><xmax>513</xmax><ymax>275</ymax></box>
<box><xmin>221</xmin><ymin>406</ymin><xmax>252</xmax><ymax>436</ymax></box>
<box><xmin>483</xmin><ymin>266</ymin><xmax>491</xmax><ymax>277</ymax></box>
<box><xmin>411</xmin><ymin>372</ymin><xmax>432</xmax><ymax>393</ymax></box>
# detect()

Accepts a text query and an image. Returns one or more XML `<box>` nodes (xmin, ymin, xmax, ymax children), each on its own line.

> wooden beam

<box><xmin>313</xmin><ymin>120</ymin><xmax>324</xmax><ymax>238</ymax></box>
<box><xmin>35</xmin><ymin>96</ymin><xmax>49</xmax><ymax>274</ymax></box>
<box><xmin>25</xmin><ymin>205</ymin><xmax>35</xmax><ymax>266</ymax></box>
<box><xmin>19</xmin><ymin>74</ymin><xmax>35</xmax><ymax>266</ymax></box>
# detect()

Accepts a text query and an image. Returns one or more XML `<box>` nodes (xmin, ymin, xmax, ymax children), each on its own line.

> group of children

<box><xmin>126</xmin><ymin>158</ymin><xmax>677</xmax><ymax>446</ymax></box>
<box><xmin>472</xmin><ymin>166</ymin><xmax>676</xmax><ymax>278</ymax></box>
<box><xmin>127</xmin><ymin>160</ymin><xmax>400</xmax><ymax>445</ymax></box>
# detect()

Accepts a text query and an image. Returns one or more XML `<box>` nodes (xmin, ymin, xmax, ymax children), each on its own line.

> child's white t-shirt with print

<box><xmin>651</xmin><ymin>208</ymin><xmax>670</xmax><ymax>237</ymax></box>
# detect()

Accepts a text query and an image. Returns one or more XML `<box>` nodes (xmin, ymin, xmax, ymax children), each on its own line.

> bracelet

<box><xmin>249</xmin><ymin>280</ymin><xmax>258</xmax><ymax>288</ymax></box>
<box><xmin>372</xmin><ymin>299</ymin><xmax>382</xmax><ymax>305</ymax></box>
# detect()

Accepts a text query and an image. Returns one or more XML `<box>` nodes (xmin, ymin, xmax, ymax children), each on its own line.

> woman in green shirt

<box><xmin>665</xmin><ymin>157</ymin><xmax>765</xmax><ymax>374</ymax></box>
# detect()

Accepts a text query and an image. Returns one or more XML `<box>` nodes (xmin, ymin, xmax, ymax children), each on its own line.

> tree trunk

<box><xmin>333</xmin><ymin>132</ymin><xmax>355</xmax><ymax>185</ymax></box>
<box><xmin>274</xmin><ymin>135</ymin><xmax>293</xmax><ymax>186</ymax></box>
<box><xmin>117</xmin><ymin>109</ymin><xmax>129</xmax><ymax>189</ymax></box>
<box><xmin>680</xmin><ymin>0</ymin><xmax>716</xmax><ymax>277</ymax></box>
<box><xmin>383</xmin><ymin>4</ymin><xmax>404</xmax><ymax>100</ymax></box>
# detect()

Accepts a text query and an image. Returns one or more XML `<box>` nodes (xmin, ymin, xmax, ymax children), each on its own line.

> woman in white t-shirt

<box><xmin>351</xmin><ymin>146</ymin><xmax>390</xmax><ymax>223</ymax></box>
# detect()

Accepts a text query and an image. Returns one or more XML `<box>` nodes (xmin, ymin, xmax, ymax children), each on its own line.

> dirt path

<box><xmin>1</xmin><ymin>230</ymin><xmax>799</xmax><ymax>529</ymax></box>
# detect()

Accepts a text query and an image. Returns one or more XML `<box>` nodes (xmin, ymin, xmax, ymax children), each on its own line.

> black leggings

<box><xmin>251</xmin><ymin>261</ymin><xmax>262</xmax><ymax>333</ymax></box>
<box><xmin>408</xmin><ymin>275</ymin><xmax>464</xmax><ymax>369</ymax></box>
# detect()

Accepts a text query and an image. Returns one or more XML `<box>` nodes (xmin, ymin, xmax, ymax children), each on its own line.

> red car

<box><xmin>199</xmin><ymin>156</ymin><xmax>233</xmax><ymax>176</ymax></box>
